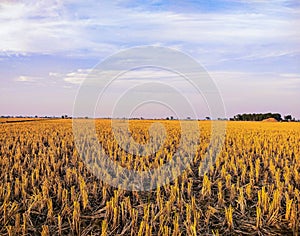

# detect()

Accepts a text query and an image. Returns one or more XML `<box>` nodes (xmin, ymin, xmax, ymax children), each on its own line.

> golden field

<box><xmin>0</xmin><ymin>119</ymin><xmax>299</xmax><ymax>235</ymax></box>
<box><xmin>0</xmin><ymin>118</ymin><xmax>43</xmax><ymax>123</ymax></box>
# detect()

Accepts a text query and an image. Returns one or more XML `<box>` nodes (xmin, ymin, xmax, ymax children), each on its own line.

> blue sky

<box><xmin>0</xmin><ymin>0</ymin><xmax>299</xmax><ymax>118</ymax></box>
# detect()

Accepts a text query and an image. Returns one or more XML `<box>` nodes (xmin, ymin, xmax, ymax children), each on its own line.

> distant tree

<box><xmin>232</xmin><ymin>113</ymin><xmax>283</xmax><ymax>121</ymax></box>
<box><xmin>273</xmin><ymin>113</ymin><xmax>282</xmax><ymax>121</ymax></box>
<box><xmin>205</xmin><ymin>117</ymin><xmax>211</xmax><ymax>120</ymax></box>
<box><xmin>284</xmin><ymin>115</ymin><xmax>292</xmax><ymax>121</ymax></box>
<box><xmin>234</xmin><ymin>114</ymin><xmax>242</xmax><ymax>121</ymax></box>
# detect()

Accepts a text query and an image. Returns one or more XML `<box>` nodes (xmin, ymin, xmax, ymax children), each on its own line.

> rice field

<box><xmin>0</xmin><ymin>119</ymin><xmax>299</xmax><ymax>235</ymax></box>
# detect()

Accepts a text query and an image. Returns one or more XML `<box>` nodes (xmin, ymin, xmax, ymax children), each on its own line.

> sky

<box><xmin>0</xmin><ymin>0</ymin><xmax>299</xmax><ymax>119</ymax></box>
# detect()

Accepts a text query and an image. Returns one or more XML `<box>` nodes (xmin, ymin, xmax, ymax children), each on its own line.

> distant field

<box><xmin>0</xmin><ymin>118</ymin><xmax>58</xmax><ymax>123</ymax></box>
<box><xmin>0</xmin><ymin>119</ymin><xmax>299</xmax><ymax>235</ymax></box>
<box><xmin>0</xmin><ymin>118</ymin><xmax>46</xmax><ymax>123</ymax></box>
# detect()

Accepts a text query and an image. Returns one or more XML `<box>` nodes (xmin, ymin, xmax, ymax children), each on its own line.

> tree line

<box><xmin>230</xmin><ymin>113</ymin><xmax>295</xmax><ymax>121</ymax></box>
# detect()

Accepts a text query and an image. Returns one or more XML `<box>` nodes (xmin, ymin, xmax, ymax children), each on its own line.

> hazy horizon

<box><xmin>0</xmin><ymin>112</ymin><xmax>297</xmax><ymax>121</ymax></box>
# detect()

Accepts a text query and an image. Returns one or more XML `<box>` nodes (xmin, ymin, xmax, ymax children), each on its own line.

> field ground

<box><xmin>0</xmin><ymin>119</ymin><xmax>299</xmax><ymax>235</ymax></box>
<box><xmin>0</xmin><ymin>118</ymin><xmax>53</xmax><ymax>124</ymax></box>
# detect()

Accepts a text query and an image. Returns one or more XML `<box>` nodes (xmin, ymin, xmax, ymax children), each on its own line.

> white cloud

<box><xmin>58</xmin><ymin>67</ymin><xmax>300</xmax><ymax>97</ymax></box>
<box><xmin>279</xmin><ymin>73</ymin><xmax>300</xmax><ymax>78</ymax></box>
<box><xmin>63</xmin><ymin>69</ymin><xmax>91</xmax><ymax>84</ymax></box>
<box><xmin>0</xmin><ymin>1</ymin><xmax>119</xmax><ymax>56</ymax></box>
<box><xmin>61</xmin><ymin>67</ymin><xmax>185</xmax><ymax>85</ymax></box>
<box><xmin>16</xmin><ymin>74</ymin><xmax>60</xmax><ymax>85</ymax></box>
<box><xmin>16</xmin><ymin>75</ymin><xmax>39</xmax><ymax>82</ymax></box>
<box><xmin>0</xmin><ymin>0</ymin><xmax>299</xmax><ymax>61</ymax></box>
